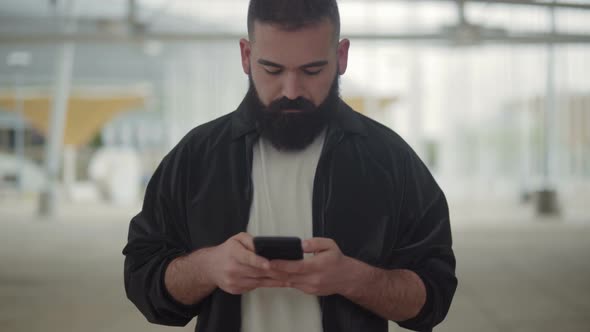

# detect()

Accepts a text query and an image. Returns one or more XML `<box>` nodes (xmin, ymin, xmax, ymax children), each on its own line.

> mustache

<box><xmin>267</xmin><ymin>96</ymin><xmax>316</xmax><ymax>113</ymax></box>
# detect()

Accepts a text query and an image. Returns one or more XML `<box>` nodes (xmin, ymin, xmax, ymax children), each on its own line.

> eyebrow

<box><xmin>257</xmin><ymin>59</ymin><xmax>328</xmax><ymax>70</ymax></box>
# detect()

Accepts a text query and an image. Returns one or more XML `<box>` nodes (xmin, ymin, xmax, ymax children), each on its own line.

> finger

<box><xmin>254</xmin><ymin>265</ymin><xmax>290</xmax><ymax>280</ymax></box>
<box><xmin>235</xmin><ymin>247</ymin><xmax>270</xmax><ymax>270</ymax></box>
<box><xmin>226</xmin><ymin>277</ymin><xmax>262</xmax><ymax>294</ymax></box>
<box><xmin>269</xmin><ymin>259</ymin><xmax>308</xmax><ymax>274</ymax></box>
<box><xmin>236</xmin><ymin>263</ymin><xmax>287</xmax><ymax>280</ymax></box>
<box><xmin>256</xmin><ymin>278</ymin><xmax>288</xmax><ymax>288</ymax></box>
<box><xmin>286</xmin><ymin>282</ymin><xmax>320</xmax><ymax>296</ymax></box>
<box><xmin>265</xmin><ymin>269</ymin><xmax>290</xmax><ymax>281</ymax></box>
<box><xmin>234</xmin><ymin>263</ymin><xmax>269</xmax><ymax>278</ymax></box>
<box><xmin>235</xmin><ymin>278</ymin><xmax>287</xmax><ymax>293</ymax></box>
<box><xmin>286</xmin><ymin>276</ymin><xmax>333</xmax><ymax>296</ymax></box>
<box><xmin>284</xmin><ymin>273</ymin><xmax>320</xmax><ymax>286</ymax></box>
<box><xmin>233</xmin><ymin>232</ymin><xmax>255</xmax><ymax>252</ymax></box>
<box><xmin>302</xmin><ymin>238</ymin><xmax>336</xmax><ymax>254</ymax></box>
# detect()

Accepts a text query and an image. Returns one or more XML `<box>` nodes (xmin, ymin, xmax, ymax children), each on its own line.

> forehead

<box><xmin>251</xmin><ymin>20</ymin><xmax>336</xmax><ymax>65</ymax></box>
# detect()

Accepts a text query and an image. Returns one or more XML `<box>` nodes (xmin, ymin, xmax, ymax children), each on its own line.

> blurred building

<box><xmin>0</xmin><ymin>0</ymin><xmax>589</xmax><ymax>215</ymax></box>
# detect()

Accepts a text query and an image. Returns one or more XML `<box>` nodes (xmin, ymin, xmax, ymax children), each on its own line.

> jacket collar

<box><xmin>231</xmin><ymin>97</ymin><xmax>367</xmax><ymax>140</ymax></box>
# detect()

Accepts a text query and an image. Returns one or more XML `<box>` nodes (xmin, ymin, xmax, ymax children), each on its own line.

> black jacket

<box><xmin>123</xmin><ymin>99</ymin><xmax>457</xmax><ymax>332</ymax></box>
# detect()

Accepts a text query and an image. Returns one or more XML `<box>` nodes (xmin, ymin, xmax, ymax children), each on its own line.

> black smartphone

<box><xmin>253</xmin><ymin>236</ymin><xmax>303</xmax><ymax>260</ymax></box>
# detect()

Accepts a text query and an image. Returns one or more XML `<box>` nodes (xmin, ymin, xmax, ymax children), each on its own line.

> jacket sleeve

<box><xmin>122</xmin><ymin>143</ymin><xmax>203</xmax><ymax>326</ymax></box>
<box><xmin>390</xmin><ymin>151</ymin><xmax>458</xmax><ymax>332</ymax></box>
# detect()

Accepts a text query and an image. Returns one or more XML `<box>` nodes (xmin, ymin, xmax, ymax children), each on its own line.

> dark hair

<box><xmin>247</xmin><ymin>0</ymin><xmax>341</xmax><ymax>42</ymax></box>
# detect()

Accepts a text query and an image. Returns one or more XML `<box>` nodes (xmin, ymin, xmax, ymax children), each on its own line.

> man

<box><xmin>122</xmin><ymin>0</ymin><xmax>457</xmax><ymax>331</ymax></box>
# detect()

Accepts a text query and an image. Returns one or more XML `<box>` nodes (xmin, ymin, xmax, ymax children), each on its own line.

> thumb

<box><xmin>302</xmin><ymin>237</ymin><xmax>336</xmax><ymax>254</ymax></box>
<box><xmin>233</xmin><ymin>232</ymin><xmax>255</xmax><ymax>252</ymax></box>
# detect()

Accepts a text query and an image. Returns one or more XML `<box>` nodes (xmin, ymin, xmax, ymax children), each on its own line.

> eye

<box><xmin>264</xmin><ymin>68</ymin><xmax>282</xmax><ymax>75</ymax></box>
<box><xmin>303</xmin><ymin>69</ymin><xmax>322</xmax><ymax>76</ymax></box>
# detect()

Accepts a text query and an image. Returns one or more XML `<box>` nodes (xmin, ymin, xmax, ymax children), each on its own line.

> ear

<box><xmin>337</xmin><ymin>38</ymin><xmax>350</xmax><ymax>75</ymax></box>
<box><xmin>240</xmin><ymin>38</ymin><xmax>252</xmax><ymax>75</ymax></box>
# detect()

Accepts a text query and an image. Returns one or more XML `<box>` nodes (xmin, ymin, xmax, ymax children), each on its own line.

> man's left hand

<box><xmin>269</xmin><ymin>238</ymin><xmax>362</xmax><ymax>296</ymax></box>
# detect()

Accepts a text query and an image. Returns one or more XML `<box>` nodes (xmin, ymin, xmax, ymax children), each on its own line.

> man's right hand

<box><xmin>165</xmin><ymin>232</ymin><xmax>287</xmax><ymax>305</ymax></box>
<box><xmin>206</xmin><ymin>232</ymin><xmax>287</xmax><ymax>295</ymax></box>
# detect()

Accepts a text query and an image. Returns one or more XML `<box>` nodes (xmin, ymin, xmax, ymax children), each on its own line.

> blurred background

<box><xmin>0</xmin><ymin>0</ymin><xmax>589</xmax><ymax>331</ymax></box>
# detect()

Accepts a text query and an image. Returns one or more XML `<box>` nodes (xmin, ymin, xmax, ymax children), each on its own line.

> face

<box><xmin>241</xmin><ymin>19</ymin><xmax>349</xmax><ymax>109</ymax></box>
<box><xmin>239</xmin><ymin>19</ymin><xmax>350</xmax><ymax>150</ymax></box>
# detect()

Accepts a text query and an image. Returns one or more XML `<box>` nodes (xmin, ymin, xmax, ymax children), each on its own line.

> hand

<box><xmin>269</xmin><ymin>238</ymin><xmax>360</xmax><ymax>296</ymax></box>
<box><xmin>207</xmin><ymin>232</ymin><xmax>288</xmax><ymax>295</ymax></box>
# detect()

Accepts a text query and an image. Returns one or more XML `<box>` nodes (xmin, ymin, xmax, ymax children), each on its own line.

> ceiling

<box><xmin>0</xmin><ymin>0</ymin><xmax>589</xmax><ymax>45</ymax></box>
<box><xmin>0</xmin><ymin>0</ymin><xmax>589</xmax><ymax>93</ymax></box>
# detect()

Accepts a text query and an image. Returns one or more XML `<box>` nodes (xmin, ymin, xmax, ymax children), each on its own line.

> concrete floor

<box><xmin>0</xmin><ymin>199</ymin><xmax>589</xmax><ymax>332</ymax></box>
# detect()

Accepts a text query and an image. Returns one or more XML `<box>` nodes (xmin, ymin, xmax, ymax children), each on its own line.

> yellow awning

<box><xmin>0</xmin><ymin>91</ymin><xmax>145</xmax><ymax>147</ymax></box>
<box><xmin>0</xmin><ymin>90</ymin><xmax>393</xmax><ymax>147</ymax></box>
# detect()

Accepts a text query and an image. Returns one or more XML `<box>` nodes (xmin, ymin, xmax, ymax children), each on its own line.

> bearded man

<box><xmin>123</xmin><ymin>1</ymin><xmax>457</xmax><ymax>331</ymax></box>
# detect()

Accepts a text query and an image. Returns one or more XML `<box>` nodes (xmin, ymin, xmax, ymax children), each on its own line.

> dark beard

<box><xmin>245</xmin><ymin>73</ymin><xmax>340</xmax><ymax>151</ymax></box>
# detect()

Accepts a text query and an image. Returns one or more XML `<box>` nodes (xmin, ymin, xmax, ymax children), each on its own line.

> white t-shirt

<box><xmin>242</xmin><ymin>131</ymin><xmax>326</xmax><ymax>332</ymax></box>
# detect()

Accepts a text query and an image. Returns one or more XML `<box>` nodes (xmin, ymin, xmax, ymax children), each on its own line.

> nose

<box><xmin>281</xmin><ymin>72</ymin><xmax>304</xmax><ymax>101</ymax></box>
